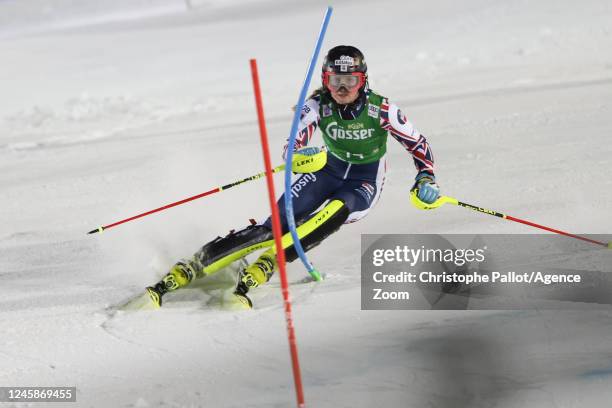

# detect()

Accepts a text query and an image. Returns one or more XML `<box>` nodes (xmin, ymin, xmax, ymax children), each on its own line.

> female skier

<box><xmin>145</xmin><ymin>45</ymin><xmax>440</xmax><ymax>308</ymax></box>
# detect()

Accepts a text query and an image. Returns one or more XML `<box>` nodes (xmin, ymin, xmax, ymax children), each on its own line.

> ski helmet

<box><xmin>321</xmin><ymin>45</ymin><xmax>368</xmax><ymax>91</ymax></box>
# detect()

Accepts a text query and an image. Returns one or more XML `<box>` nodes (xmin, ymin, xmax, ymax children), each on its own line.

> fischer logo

<box><xmin>291</xmin><ymin>173</ymin><xmax>316</xmax><ymax>198</ymax></box>
<box><xmin>325</xmin><ymin>121</ymin><xmax>374</xmax><ymax>141</ymax></box>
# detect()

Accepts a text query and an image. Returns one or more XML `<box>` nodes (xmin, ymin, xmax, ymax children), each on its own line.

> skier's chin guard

<box><xmin>292</xmin><ymin>150</ymin><xmax>327</xmax><ymax>173</ymax></box>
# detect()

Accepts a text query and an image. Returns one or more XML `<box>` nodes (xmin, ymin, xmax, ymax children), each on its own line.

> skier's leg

<box><xmin>331</xmin><ymin>178</ymin><xmax>383</xmax><ymax>224</ymax></box>
<box><xmin>147</xmin><ymin>224</ymin><xmax>274</xmax><ymax>307</ymax></box>
<box><xmin>181</xmin><ymin>171</ymin><xmax>338</xmax><ymax>283</ymax></box>
<box><xmin>148</xmin><ymin>170</ymin><xmax>340</xmax><ymax>307</ymax></box>
<box><xmin>238</xmin><ymin>171</ymin><xmax>384</xmax><ymax>298</ymax></box>
<box><xmin>235</xmin><ymin>199</ymin><xmax>350</xmax><ymax>307</ymax></box>
<box><xmin>335</xmin><ymin>158</ymin><xmax>386</xmax><ymax>223</ymax></box>
<box><xmin>263</xmin><ymin>168</ymin><xmax>343</xmax><ymax>231</ymax></box>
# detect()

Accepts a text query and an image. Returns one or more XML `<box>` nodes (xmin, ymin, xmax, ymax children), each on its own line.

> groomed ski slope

<box><xmin>1</xmin><ymin>0</ymin><xmax>611</xmax><ymax>406</ymax></box>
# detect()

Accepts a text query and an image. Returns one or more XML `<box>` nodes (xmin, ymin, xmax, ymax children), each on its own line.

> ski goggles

<box><xmin>323</xmin><ymin>72</ymin><xmax>366</xmax><ymax>91</ymax></box>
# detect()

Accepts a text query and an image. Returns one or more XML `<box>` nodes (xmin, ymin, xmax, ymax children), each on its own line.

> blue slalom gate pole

<box><xmin>284</xmin><ymin>6</ymin><xmax>333</xmax><ymax>281</ymax></box>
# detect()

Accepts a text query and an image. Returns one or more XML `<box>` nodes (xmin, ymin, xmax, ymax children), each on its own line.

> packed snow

<box><xmin>1</xmin><ymin>0</ymin><xmax>611</xmax><ymax>406</ymax></box>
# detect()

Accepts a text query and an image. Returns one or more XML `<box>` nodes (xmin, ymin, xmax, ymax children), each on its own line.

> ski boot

<box><xmin>146</xmin><ymin>261</ymin><xmax>196</xmax><ymax>308</ymax></box>
<box><xmin>233</xmin><ymin>250</ymin><xmax>277</xmax><ymax>308</ymax></box>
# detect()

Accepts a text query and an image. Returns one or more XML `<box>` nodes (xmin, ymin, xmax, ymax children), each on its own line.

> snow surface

<box><xmin>1</xmin><ymin>0</ymin><xmax>611</xmax><ymax>406</ymax></box>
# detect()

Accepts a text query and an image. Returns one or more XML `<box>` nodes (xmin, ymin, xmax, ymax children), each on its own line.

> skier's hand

<box><xmin>295</xmin><ymin>146</ymin><xmax>321</xmax><ymax>156</ymax></box>
<box><xmin>411</xmin><ymin>172</ymin><xmax>440</xmax><ymax>204</ymax></box>
<box><xmin>292</xmin><ymin>146</ymin><xmax>326</xmax><ymax>173</ymax></box>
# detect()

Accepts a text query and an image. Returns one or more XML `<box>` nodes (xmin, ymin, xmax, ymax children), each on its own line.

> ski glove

<box><xmin>295</xmin><ymin>146</ymin><xmax>321</xmax><ymax>156</ymax></box>
<box><xmin>412</xmin><ymin>172</ymin><xmax>440</xmax><ymax>204</ymax></box>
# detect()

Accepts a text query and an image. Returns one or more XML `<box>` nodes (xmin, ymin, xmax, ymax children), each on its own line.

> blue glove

<box><xmin>412</xmin><ymin>172</ymin><xmax>440</xmax><ymax>204</ymax></box>
<box><xmin>295</xmin><ymin>146</ymin><xmax>321</xmax><ymax>156</ymax></box>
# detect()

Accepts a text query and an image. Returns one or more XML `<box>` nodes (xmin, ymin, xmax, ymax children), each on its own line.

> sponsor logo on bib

<box><xmin>322</xmin><ymin>104</ymin><xmax>333</xmax><ymax>118</ymax></box>
<box><xmin>347</xmin><ymin>122</ymin><xmax>365</xmax><ymax>130</ymax></box>
<box><xmin>368</xmin><ymin>104</ymin><xmax>380</xmax><ymax>118</ymax></box>
<box><xmin>324</xmin><ymin>121</ymin><xmax>375</xmax><ymax>141</ymax></box>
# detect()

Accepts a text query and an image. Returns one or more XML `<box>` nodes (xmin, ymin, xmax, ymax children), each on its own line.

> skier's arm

<box><xmin>381</xmin><ymin>100</ymin><xmax>434</xmax><ymax>175</ymax></box>
<box><xmin>282</xmin><ymin>97</ymin><xmax>321</xmax><ymax>160</ymax></box>
<box><xmin>382</xmin><ymin>100</ymin><xmax>439</xmax><ymax>204</ymax></box>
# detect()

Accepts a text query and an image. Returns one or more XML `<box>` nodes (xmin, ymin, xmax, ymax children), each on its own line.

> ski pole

<box><xmin>87</xmin><ymin>151</ymin><xmax>327</xmax><ymax>235</ymax></box>
<box><xmin>87</xmin><ymin>164</ymin><xmax>286</xmax><ymax>235</ymax></box>
<box><xmin>410</xmin><ymin>191</ymin><xmax>611</xmax><ymax>249</ymax></box>
<box><xmin>88</xmin><ymin>151</ymin><xmax>327</xmax><ymax>234</ymax></box>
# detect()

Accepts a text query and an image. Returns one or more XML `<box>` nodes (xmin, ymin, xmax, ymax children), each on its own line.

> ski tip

<box><xmin>232</xmin><ymin>292</ymin><xmax>253</xmax><ymax>309</ymax></box>
<box><xmin>120</xmin><ymin>294</ymin><xmax>160</xmax><ymax>311</ymax></box>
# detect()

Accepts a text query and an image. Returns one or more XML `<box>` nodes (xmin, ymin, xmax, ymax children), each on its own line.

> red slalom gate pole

<box><xmin>250</xmin><ymin>59</ymin><xmax>306</xmax><ymax>408</ymax></box>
